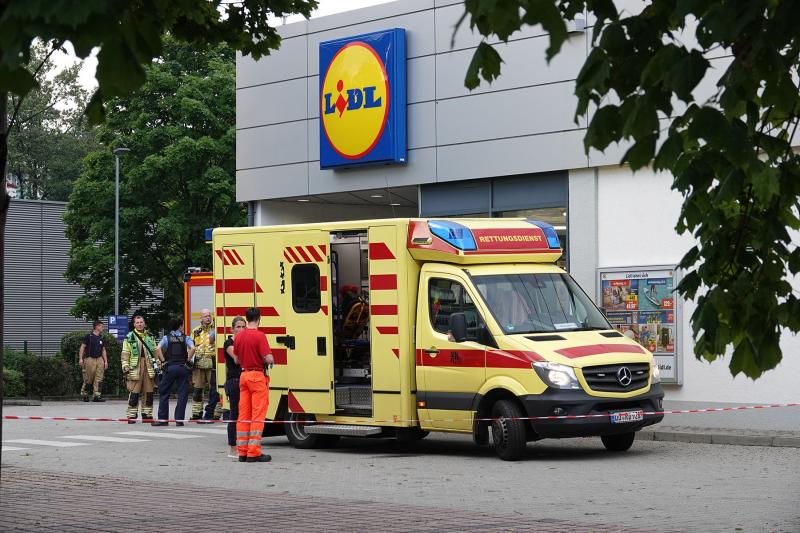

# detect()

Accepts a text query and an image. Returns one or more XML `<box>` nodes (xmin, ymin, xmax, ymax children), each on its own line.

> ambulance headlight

<box><xmin>651</xmin><ymin>361</ymin><xmax>661</xmax><ymax>383</ymax></box>
<box><xmin>533</xmin><ymin>362</ymin><xmax>581</xmax><ymax>390</ymax></box>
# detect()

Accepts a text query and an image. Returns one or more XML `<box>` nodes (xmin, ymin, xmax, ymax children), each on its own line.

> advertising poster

<box><xmin>598</xmin><ymin>267</ymin><xmax>680</xmax><ymax>384</ymax></box>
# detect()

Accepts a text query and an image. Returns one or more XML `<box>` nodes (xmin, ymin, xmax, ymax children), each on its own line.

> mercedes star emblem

<box><xmin>617</xmin><ymin>366</ymin><xmax>632</xmax><ymax>386</ymax></box>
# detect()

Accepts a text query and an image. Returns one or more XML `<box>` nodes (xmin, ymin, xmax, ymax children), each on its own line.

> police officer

<box><xmin>79</xmin><ymin>319</ymin><xmax>108</xmax><ymax>402</ymax></box>
<box><xmin>190</xmin><ymin>308</ymin><xmax>217</xmax><ymax>421</ymax></box>
<box><xmin>121</xmin><ymin>315</ymin><xmax>165</xmax><ymax>424</ymax></box>
<box><xmin>152</xmin><ymin>317</ymin><xmax>195</xmax><ymax>426</ymax></box>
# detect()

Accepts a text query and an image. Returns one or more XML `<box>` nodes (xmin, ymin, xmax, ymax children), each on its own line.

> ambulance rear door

<box><xmin>280</xmin><ymin>231</ymin><xmax>335</xmax><ymax>415</ymax></box>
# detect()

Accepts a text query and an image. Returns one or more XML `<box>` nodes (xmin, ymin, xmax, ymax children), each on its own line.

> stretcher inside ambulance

<box><xmin>211</xmin><ymin>218</ymin><xmax>664</xmax><ymax>461</ymax></box>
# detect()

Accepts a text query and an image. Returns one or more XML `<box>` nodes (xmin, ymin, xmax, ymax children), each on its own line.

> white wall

<box><xmin>596</xmin><ymin>166</ymin><xmax>800</xmax><ymax>404</ymax></box>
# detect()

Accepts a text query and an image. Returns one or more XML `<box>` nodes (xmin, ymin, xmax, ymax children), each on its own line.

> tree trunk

<box><xmin>1</xmin><ymin>90</ymin><xmax>10</xmax><ymax>446</ymax></box>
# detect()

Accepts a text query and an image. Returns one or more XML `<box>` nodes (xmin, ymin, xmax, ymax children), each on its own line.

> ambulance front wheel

<box><xmin>601</xmin><ymin>432</ymin><xmax>635</xmax><ymax>452</ymax></box>
<box><xmin>490</xmin><ymin>400</ymin><xmax>527</xmax><ymax>461</ymax></box>
<box><xmin>285</xmin><ymin>413</ymin><xmax>340</xmax><ymax>449</ymax></box>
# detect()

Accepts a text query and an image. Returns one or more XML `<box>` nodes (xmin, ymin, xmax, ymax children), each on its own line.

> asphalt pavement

<box><xmin>1</xmin><ymin>401</ymin><xmax>799</xmax><ymax>532</ymax></box>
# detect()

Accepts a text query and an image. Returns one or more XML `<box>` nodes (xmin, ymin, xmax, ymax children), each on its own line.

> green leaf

<box><xmin>621</xmin><ymin>134</ymin><xmax>657</xmax><ymax>169</ymax></box>
<box><xmin>464</xmin><ymin>41</ymin><xmax>503</xmax><ymax>90</ymax></box>
<box><xmin>0</xmin><ymin>66</ymin><xmax>37</xmax><ymax>96</ymax></box>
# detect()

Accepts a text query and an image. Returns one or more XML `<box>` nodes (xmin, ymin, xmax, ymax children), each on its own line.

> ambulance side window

<box><xmin>428</xmin><ymin>278</ymin><xmax>481</xmax><ymax>340</ymax></box>
<box><xmin>292</xmin><ymin>264</ymin><xmax>320</xmax><ymax>313</ymax></box>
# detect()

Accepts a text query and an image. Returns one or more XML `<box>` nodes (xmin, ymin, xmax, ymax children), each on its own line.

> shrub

<box><xmin>58</xmin><ymin>331</ymin><xmax>124</xmax><ymax>396</ymax></box>
<box><xmin>2</xmin><ymin>367</ymin><xmax>26</xmax><ymax>397</ymax></box>
<box><xmin>3</xmin><ymin>348</ymin><xmax>35</xmax><ymax>372</ymax></box>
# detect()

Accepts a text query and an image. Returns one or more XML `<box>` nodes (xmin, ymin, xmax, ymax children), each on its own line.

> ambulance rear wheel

<box><xmin>601</xmin><ymin>432</ymin><xmax>635</xmax><ymax>452</ymax></box>
<box><xmin>285</xmin><ymin>413</ymin><xmax>340</xmax><ymax>449</ymax></box>
<box><xmin>490</xmin><ymin>400</ymin><xmax>527</xmax><ymax>461</ymax></box>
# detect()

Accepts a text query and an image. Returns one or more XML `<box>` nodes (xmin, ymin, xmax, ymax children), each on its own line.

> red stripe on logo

<box><xmin>320</xmin><ymin>276</ymin><xmax>328</xmax><ymax>291</ymax></box>
<box><xmin>556</xmin><ymin>344</ymin><xmax>645</xmax><ymax>359</ymax></box>
<box><xmin>295</xmin><ymin>246</ymin><xmax>311</xmax><ymax>262</ymax></box>
<box><xmin>370</xmin><ymin>274</ymin><xmax>397</xmax><ymax>290</ymax></box>
<box><xmin>371</xmin><ymin>305</ymin><xmax>398</xmax><ymax>315</ymax></box>
<box><xmin>215</xmin><ymin>250</ymin><xmax>228</xmax><ymax>265</ymax></box>
<box><xmin>224</xmin><ymin>249</ymin><xmax>239</xmax><ymax>265</ymax></box>
<box><xmin>231</xmin><ymin>249</ymin><xmax>245</xmax><ymax>265</ymax></box>
<box><xmin>376</xmin><ymin>326</ymin><xmax>398</xmax><ymax>335</ymax></box>
<box><xmin>306</xmin><ymin>245</ymin><xmax>323</xmax><ymax>262</ymax></box>
<box><xmin>216</xmin><ymin>306</ymin><xmax>278</xmax><ymax>317</ymax></box>
<box><xmin>272</xmin><ymin>348</ymin><xmax>287</xmax><ymax>365</ymax></box>
<box><xmin>369</xmin><ymin>242</ymin><xmax>395</xmax><ymax>260</ymax></box>
<box><xmin>288</xmin><ymin>391</ymin><xmax>305</xmax><ymax>413</ymax></box>
<box><xmin>286</xmin><ymin>247</ymin><xmax>301</xmax><ymax>263</ymax></box>
<box><xmin>283</xmin><ymin>251</ymin><xmax>293</xmax><ymax>263</ymax></box>
<box><xmin>215</xmin><ymin>279</ymin><xmax>263</xmax><ymax>293</ymax></box>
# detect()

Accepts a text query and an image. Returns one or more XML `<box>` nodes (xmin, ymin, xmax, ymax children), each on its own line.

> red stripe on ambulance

<box><xmin>556</xmin><ymin>344</ymin><xmax>645</xmax><ymax>359</ymax></box>
<box><xmin>288</xmin><ymin>391</ymin><xmax>305</xmax><ymax>413</ymax></box>
<box><xmin>215</xmin><ymin>279</ymin><xmax>263</xmax><ymax>293</ymax></box>
<box><xmin>283</xmin><ymin>251</ymin><xmax>293</xmax><ymax>263</ymax></box>
<box><xmin>371</xmin><ymin>305</ymin><xmax>398</xmax><ymax>315</ymax></box>
<box><xmin>216</xmin><ymin>306</ymin><xmax>278</xmax><ymax>317</ymax></box>
<box><xmin>295</xmin><ymin>246</ymin><xmax>311</xmax><ymax>262</ymax></box>
<box><xmin>369</xmin><ymin>242</ymin><xmax>395</xmax><ymax>260</ymax></box>
<box><xmin>306</xmin><ymin>245</ymin><xmax>323</xmax><ymax>262</ymax></box>
<box><xmin>376</xmin><ymin>326</ymin><xmax>398</xmax><ymax>335</ymax></box>
<box><xmin>370</xmin><ymin>274</ymin><xmax>397</xmax><ymax>290</ymax></box>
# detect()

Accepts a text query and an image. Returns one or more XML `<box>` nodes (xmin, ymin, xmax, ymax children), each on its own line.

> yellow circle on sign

<box><xmin>321</xmin><ymin>42</ymin><xmax>389</xmax><ymax>159</ymax></box>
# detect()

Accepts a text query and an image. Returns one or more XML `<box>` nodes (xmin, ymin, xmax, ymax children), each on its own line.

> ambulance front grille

<box><xmin>581</xmin><ymin>363</ymin><xmax>650</xmax><ymax>392</ymax></box>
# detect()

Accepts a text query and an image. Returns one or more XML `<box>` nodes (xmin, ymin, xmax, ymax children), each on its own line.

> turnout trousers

<box><xmin>237</xmin><ymin>370</ymin><xmax>269</xmax><ymax>458</ymax></box>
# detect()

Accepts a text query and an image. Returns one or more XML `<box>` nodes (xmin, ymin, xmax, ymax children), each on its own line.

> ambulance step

<box><xmin>305</xmin><ymin>424</ymin><xmax>382</xmax><ymax>437</ymax></box>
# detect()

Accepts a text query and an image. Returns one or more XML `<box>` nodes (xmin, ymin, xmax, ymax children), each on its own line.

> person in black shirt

<box><xmin>224</xmin><ymin>316</ymin><xmax>245</xmax><ymax>457</ymax></box>
<box><xmin>79</xmin><ymin>320</ymin><xmax>108</xmax><ymax>402</ymax></box>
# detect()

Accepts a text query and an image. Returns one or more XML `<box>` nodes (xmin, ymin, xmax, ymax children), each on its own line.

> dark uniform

<box><xmin>156</xmin><ymin>331</ymin><xmax>193</xmax><ymax>425</ymax></box>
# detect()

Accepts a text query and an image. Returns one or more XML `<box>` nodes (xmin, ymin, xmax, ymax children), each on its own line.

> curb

<box><xmin>2</xmin><ymin>399</ymin><xmax>43</xmax><ymax>406</ymax></box>
<box><xmin>638</xmin><ymin>429</ymin><xmax>800</xmax><ymax>448</ymax></box>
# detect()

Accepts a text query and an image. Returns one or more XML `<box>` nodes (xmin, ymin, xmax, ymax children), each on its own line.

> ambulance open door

<box><xmin>280</xmin><ymin>231</ymin><xmax>335</xmax><ymax>415</ymax></box>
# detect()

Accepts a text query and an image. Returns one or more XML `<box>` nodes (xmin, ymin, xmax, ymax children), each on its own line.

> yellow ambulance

<box><xmin>212</xmin><ymin>218</ymin><xmax>663</xmax><ymax>460</ymax></box>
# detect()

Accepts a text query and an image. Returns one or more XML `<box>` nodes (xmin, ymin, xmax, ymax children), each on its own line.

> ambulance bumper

<box><xmin>519</xmin><ymin>384</ymin><xmax>664</xmax><ymax>439</ymax></box>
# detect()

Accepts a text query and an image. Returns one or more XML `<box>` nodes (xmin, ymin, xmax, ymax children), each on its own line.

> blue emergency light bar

<box><xmin>428</xmin><ymin>220</ymin><xmax>477</xmax><ymax>251</ymax></box>
<box><xmin>204</xmin><ymin>228</ymin><xmax>213</xmax><ymax>242</ymax></box>
<box><xmin>526</xmin><ymin>220</ymin><xmax>561</xmax><ymax>249</ymax></box>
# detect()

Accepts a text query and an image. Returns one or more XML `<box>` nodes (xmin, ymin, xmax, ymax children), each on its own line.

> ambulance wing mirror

<box><xmin>448</xmin><ymin>313</ymin><xmax>468</xmax><ymax>343</ymax></box>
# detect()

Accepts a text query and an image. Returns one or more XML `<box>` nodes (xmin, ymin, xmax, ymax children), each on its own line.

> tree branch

<box><xmin>7</xmin><ymin>40</ymin><xmax>65</xmax><ymax>133</ymax></box>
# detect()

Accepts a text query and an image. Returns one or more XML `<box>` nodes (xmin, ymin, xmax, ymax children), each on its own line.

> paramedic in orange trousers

<box><xmin>233</xmin><ymin>307</ymin><xmax>274</xmax><ymax>463</ymax></box>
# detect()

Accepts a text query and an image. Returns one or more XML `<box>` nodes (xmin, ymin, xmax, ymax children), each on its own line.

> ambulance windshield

<box><xmin>473</xmin><ymin>273</ymin><xmax>611</xmax><ymax>334</ymax></box>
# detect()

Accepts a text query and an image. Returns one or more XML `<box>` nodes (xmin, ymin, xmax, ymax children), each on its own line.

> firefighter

<box><xmin>79</xmin><ymin>319</ymin><xmax>108</xmax><ymax>402</ymax></box>
<box><xmin>190</xmin><ymin>308</ymin><xmax>217</xmax><ymax>420</ymax></box>
<box><xmin>121</xmin><ymin>315</ymin><xmax>165</xmax><ymax>424</ymax></box>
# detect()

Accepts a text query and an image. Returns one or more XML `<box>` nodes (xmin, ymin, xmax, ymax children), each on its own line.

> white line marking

<box><xmin>116</xmin><ymin>431</ymin><xmax>201</xmax><ymax>439</ymax></box>
<box><xmin>63</xmin><ymin>435</ymin><xmax>151</xmax><ymax>443</ymax></box>
<box><xmin>2</xmin><ymin>446</ymin><xmax>29</xmax><ymax>451</ymax></box>
<box><xmin>4</xmin><ymin>439</ymin><xmax>89</xmax><ymax>447</ymax></box>
<box><xmin>167</xmin><ymin>428</ymin><xmax>228</xmax><ymax>435</ymax></box>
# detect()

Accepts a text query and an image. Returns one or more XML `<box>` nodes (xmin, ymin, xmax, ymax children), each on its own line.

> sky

<box><xmin>53</xmin><ymin>0</ymin><xmax>394</xmax><ymax>90</ymax></box>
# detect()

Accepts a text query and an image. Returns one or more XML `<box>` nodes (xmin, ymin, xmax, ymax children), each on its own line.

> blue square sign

<box><xmin>107</xmin><ymin>315</ymin><xmax>129</xmax><ymax>342</ymax></box>
<box><xmin>319</xmin><ymin>28</ymin><xmax>406</xmax><ymax>169</ymax></box>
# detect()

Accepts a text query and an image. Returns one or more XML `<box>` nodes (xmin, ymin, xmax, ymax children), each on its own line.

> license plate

<box><xmin>610</xmin><ymin>409</ymin><xmax>644</xmax><ymax>423</ymax></box>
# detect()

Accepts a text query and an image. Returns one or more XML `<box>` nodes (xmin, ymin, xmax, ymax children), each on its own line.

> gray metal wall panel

<box><xmin>236</xmin><ymin>33</ymin><xmax>308</xmax><ymax>88</ymax></box>
<box><xmin>307</xmin><ymin>0</ymin><xmax>434</xmax><ymax>37</ymax></box>
<box><xmin>436</xmin><ymin>35</ymin><xmax>586</xmax><ymax>99</ymax></box>
<box><xmin>237</xmin><ymin>120</ymin><xmax>308</xmax><ymax>169</ymax></box>
<box><xmin>237</xmin><ymin>163</ymin><xmax>309</xmax><ymax>201</ymax></box>
<box><xmin>306</xmin><ymin>10</ymin><xmax>436</xmax><ymax>77</ymax></box>
<box><xmin>308</xmin><ymin>147</ymin><xmax>437</xmax><ymax>196</ymax></box>
<box><xmin>436</xmin><ymin>82</ymin><xmax>579</xmax><ymax>146</ymax></box>
<box><xmin>435</xmin><ymin>2</ymin><xmax>548</xmax><ymax>54</ymax></box>
<box><xmin>436</xmin><ymin>130</ymin><xmax>588</xmax><ymax>183</ymax></box>
<box><xmin>237</xmin><ymin>77</ymin><xmax>308</xmax><ymax>129</ymax></box>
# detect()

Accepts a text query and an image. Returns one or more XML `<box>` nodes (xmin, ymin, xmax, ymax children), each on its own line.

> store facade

<box><xmin>236</xmin><ymin>0</ymin><xmax>800</xmax><ymax>407</ymax></box>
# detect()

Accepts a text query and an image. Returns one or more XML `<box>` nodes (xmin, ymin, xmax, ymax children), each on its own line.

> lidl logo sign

<box><xmin>319</xmin><ymin>29</ymin><xmax>406</xmax><ymax>169</ymax></box>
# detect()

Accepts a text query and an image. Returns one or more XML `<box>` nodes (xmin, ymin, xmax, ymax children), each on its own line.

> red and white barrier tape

<box><xmin>3</xmin><ymin>402</ymin><xmax>798</xmax><ymax>425</ymax></box>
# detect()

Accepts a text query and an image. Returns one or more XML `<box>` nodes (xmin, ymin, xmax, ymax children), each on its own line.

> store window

<box><xmin>292</xmin><ymin>264</ymin><xmax>320</xmax><ymax>313</ymax></box>
<box><xmin>497</xmin><ymin>207</ymin><xmax>568</xmax><ymax>269</ymax></box>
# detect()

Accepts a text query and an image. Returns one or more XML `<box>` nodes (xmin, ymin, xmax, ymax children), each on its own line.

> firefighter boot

<box><xmin>191</xmin><ymin>388</ymin><xmax>204</xmax><ymax>420</ymax></box>
<box><xmin>144</xmin><ymin>393</ymin><xmax>155</xmax><ymax>425</ymax></box>
<box><xmin>80</xmin><ymin>382</ymin><xmax>91</xmax><ymax>402</ymax></box>
<box><xmin>127</xmin><ymin>393</ymin><xmax>140</xmax><ymax>423</ymax></box>
<box><xmin>92</xmin><ymin>382</ymin><xmax>105</xmax><ymax>402</ymax></box>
